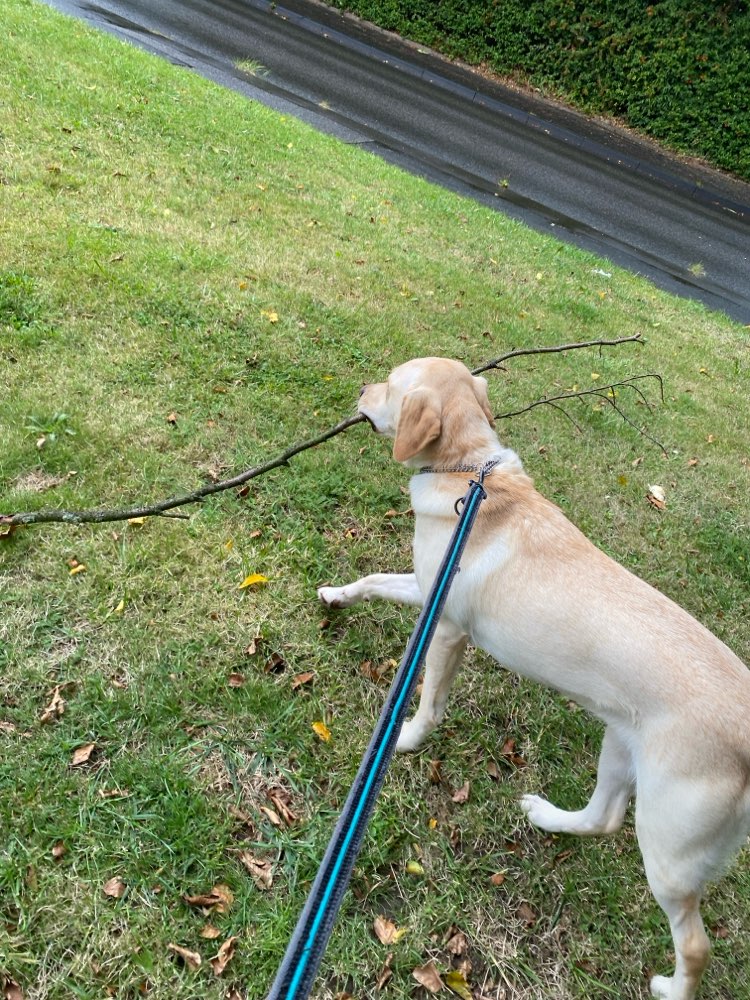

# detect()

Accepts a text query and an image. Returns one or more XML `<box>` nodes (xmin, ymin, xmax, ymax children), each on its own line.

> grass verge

<box><xmin>1</xmin><ymin>2</ymin><xmax>749</xmax><ymax>998</ymax></box>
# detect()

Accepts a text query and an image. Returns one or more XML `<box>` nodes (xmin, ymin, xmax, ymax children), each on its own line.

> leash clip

<box><xmin>454</xmin><ymin>462</ymin><xmax>492</xmax><ymax>516</ymax></box>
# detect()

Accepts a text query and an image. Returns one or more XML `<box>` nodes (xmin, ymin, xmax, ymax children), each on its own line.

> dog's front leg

<box><xmin>318</xmin><ymin>573</ymin><xmax>424</xmax><ymax>610</ymax></box>
<box><xmin>396</xmin><ymin>620</ymin><xmax>468</xmax><ymax>752</ymax></box>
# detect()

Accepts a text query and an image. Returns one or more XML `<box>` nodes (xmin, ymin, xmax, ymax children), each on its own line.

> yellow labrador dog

<box><xmin>319</xmin><ymin>357</ymin><xmax>750</xmax><ymax>1000</ymax></box>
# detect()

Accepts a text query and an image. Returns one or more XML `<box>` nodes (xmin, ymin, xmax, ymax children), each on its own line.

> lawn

<box><xmin>1</xmin><ymin>2</ymin><xmax>748</xmax><ymax>999</ymax></box>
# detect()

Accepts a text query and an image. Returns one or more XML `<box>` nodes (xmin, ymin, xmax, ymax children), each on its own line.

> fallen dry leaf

<box><xmin>166</xmin><ymin>411</ymin><xmax>178</xmax><ymax>425</ymax></box>
<box><xmin>245</xmin><ymin>635</ymin><xmax>263</xmax><ymax>656</ymax></box>
<box><xmin>268</xmin><ymin>791</ymin><xmax>297</xmax><ymax>826</ymax></box>
<box><xmin>412</xmin><ymin>961</ymin><xmax>443</xmax><ymax>993</ymax></box>
<box><xmin>210</xmin><ymin>936</ymin><xmax>238</xmax><ymax>976</ymax></box>
<box><xmin>264</xmin><ymin>652</ymin><xmax>286</xmax><ymax>674</ymax></box>
<box><xmin>489</xmin><ymin>872</ymin><xmax>506</xmax><ymax>887</ymax></box>
<box><xmin>445</xmin><ymin>969</ymin><xmax>473</xmax><ymax>999</ymax></box>
<box><xmin>40</xmin><ymin>686</ymin><xmax>66</xmax><ymax>724</ymax></box>
<box><xmin>291</xmin><ymin>671</ymin><xmax>315</xmax><ymax>690</ymax></box>
<box><xmin>428</xmin><ymin>759</ymin><xmax>444</xmax><ymax>785</ymax></box>
<box><xmin>228</xmin><ymin>673</ymin><xmax>246</xmax><ymax>687</ymax></box>
<box><xmin>102</xmin><ymin>876</ymin><xmax>126</xmax><ymax>899</ymax></box>
<box><xmin>183</xmin><ymin>884</ymin><xmax>234</xmax><ymax>914</ymax></box>
<box><xmin>71</xmin><ymin>742</ymin><xmax>96</xmax><ymax>766</ymax></box>
<box><xmin>200</xmin><ymin>924</ymin><xmax>222</xmax><ymax>940</ymax></box>
<box><xmin>239</xmin><ymin>851</ymin><xmax>273</xmax><ymax>890</ymax></box>
<box><xmin>259</xmin><ymin>805</ymin><xmax>282</xmax><ymax>827</ymax></box>
<box><xmin>376</xmin><ymin>952</ymin><xmax>394</xmax><ymax>990</ymax></box>
<box><xmin>516</xmin><ymin>902</ymin><xmax>537</xmax><ymax>927</ymax></box>
<box><xmin>359</xmin><ymin>658</ymin><xmax>397</xmax><ymax>685</ymax></box>
<box><xmin>0</xmin><ymin>721</ymin><xmax>18</xmax><ymax>734</ymax></box>
<box><xmin>646</xmin><ymin>484</ymin><xmax>666</xmax><ymax>510</ymax></box>
<box><xmin>3</xmin><ymin>977</ymin><xmax>23</xmax><ymax>1000</ymax></box>
<box><xmin>500</xmin><ymin>738</ymin><xmax>527</xmax><ymax>768</ymax></box>
<box><xmin>451</xmin><ymin>780</ymin><xmax>470</xmax><ymax>804</ymax></box>
<box><xmin>167</xmin><ymin>943</ymin><xmax>201</xmax><ymax>971</ymax></box>
<box><xmin>51</xmin><ymin>840</ymin><xmax>67</xmax><ymax>861</ymax></box>
<box><xmin>373</xmin><ymin>915</ymin><xmax>407</xmax><ymax>946</ymax></box>
<box><xmin>446</xmin><ymin>930</ymin><xmax>468</xmax><ymax>956</ymax></box>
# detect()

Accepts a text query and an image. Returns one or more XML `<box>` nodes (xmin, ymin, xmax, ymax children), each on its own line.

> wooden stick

<box><xmin>1</xmin><ymin>335</ymin><xmax>650</xmax><ymax>529</ymax></box>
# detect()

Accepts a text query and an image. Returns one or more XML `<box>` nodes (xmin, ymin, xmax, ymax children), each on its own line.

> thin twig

<box><xmin>495</xmin><ymin>374</ymin><xmax>667</xmax><ymax>454</ymax></box>
<box><xmin>472</xmin><ymin>333</ymin><xmax>643</xmax><ymax>374</ymax></box>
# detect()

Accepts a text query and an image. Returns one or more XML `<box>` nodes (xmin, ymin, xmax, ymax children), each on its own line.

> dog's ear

<box><xmin>472</xmin><ymin>375</ymin><xmax>495</xmax><ymax>426</ymax></box>
<box><xmin>393</xmin><ymin>388</ymin><xmax>442</xmax><ymax>462</ymax></box>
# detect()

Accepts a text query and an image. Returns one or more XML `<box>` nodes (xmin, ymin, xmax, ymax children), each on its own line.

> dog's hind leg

<box><xmin>521</xmin><ymin>725</ymin><xmax>634</xmax><ymax>835</ymax></box>
<box><xmin>646</xmin><ymin>890</ymin><xmax>709</xmax><ymax>1000</ymax></box>
<box><xmin>396</xmin><ymin>619</ymin><xmax>468</xmax><ymax>752</ymax></box>
<box><xmin>318</xmin><ymin>573</ymin><xmax>423</xmax><ymax>609</ymax></box>
<box><xmin>635</xmin><ymin>762</ymin><xmax>750</xmax><ymax>1000</ymax></box>
<box><xmin>635</xmin><ymin>784</ymin><xmax>717</xmax><ymax>1000</ymax></box>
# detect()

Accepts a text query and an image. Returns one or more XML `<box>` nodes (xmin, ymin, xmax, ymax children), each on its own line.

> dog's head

<box><xmin>359</xmin><ymin>357</ymin><xmax>496</xmax><ymax>465</ymax></box>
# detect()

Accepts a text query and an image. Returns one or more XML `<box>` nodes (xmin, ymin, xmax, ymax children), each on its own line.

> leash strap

<box><xmin>266</xmin><ymin>473</ymin><xmax>489</xmax><ymax>1000</ymax></box>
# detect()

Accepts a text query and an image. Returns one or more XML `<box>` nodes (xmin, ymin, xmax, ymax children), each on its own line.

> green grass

<box><xmin>1</xmin><ymin>2</ymin><xmax>749</xmax><ymax>999</ymax></box>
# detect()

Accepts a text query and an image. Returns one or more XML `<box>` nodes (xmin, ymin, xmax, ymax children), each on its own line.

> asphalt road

<box><xmin>44</xmin><ymin>0</ymin><xmax>750</xmax><ymax>322</ymax></box>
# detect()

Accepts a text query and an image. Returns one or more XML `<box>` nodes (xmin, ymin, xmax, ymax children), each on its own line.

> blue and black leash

<box><xmin>266</xmin><ymin>464</ymin><xmax>494</xmax><ymax>1000</ymax></box>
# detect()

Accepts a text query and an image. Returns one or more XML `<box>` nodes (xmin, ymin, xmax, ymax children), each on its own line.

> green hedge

<box><xmin>327</xmin><ymin>0</ymin><xmax>750</xmax><ymax>180</ymax></box>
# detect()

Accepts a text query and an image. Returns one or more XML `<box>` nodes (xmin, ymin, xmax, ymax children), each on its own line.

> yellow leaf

<box><xmin>260</xmin><ymin>309</ymin><xmax>278</xmax><ymax>323</ymax></box>
<box><xmin>224</xmin><ymin>539</ymin><xmax>234</xmax><ymax>551</ymax></box>
<box><xmin>312</xmin><ymin>720</ymin><xmax>331</xmax><ymax>742</ymax></box>
<box><xmin>128</xmin><ymin>516</ymin><xmax>146</xmax><ymax>525</ymax></box>
<box><xmin>445</xmin><ymin>969</ymin><xmax>473</xmax><ymax>1000</ymax></box>
<box><xmin>113</xmin><ymin>599</ymin><xmax>125</xmax><ymax>614</ymax></box>
<box><xmin>591</xmin><ymin>372</ymin><xmax>600</xmax><ymax>380</ymax></box>
<box><xmin>238</xmin><ymin>573</ymin><xmax>269</xmax><ymax>589</ymax></box>
<box><xmin>69</xmin><ymin>563</ymin><xmax>86</xmax><ymax>576</ymax></box>
<box><xmin>405</xmin><ymin>860</ymin><xmax>425</xmax><ymax>876</ymax></box>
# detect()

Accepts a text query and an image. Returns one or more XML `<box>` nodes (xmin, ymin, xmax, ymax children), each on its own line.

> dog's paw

<box><xmin>520</xmin><ymin>794</ymin><xmax>566</xmax><ymax>831</ymax></box>
<box><xmin>649</xmin><ymin>975</ymin><xmax>672</xmax><ymax>999</ymax></box>
<box><xmin>318</xmin><ymin>585</ymin><xmax>353</xmax><ymax>609</ymax></box>
<box><xmin>395</xmin><ymin>719</ymin><xmax>427</xmax><ymax>753</ymax></box>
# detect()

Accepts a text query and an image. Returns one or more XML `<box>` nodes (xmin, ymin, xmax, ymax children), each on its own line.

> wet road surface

<box><xmin>43</xmin><ymin>0</ymin><xmax>750</xmax><ymax>322</ymax></box>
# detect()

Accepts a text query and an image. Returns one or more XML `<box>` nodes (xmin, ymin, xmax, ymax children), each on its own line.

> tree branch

<box><xmin>1</xmin><ymin>335</ymin><xmax>655</xmax><ymax>530</ymax></box>
<box><xmin>495</xmin><ymin>374</ymin><xmax>667</xmax><ymax>454</ymax></box>
<box><xmin>472</xmin><ymin>333</ymin><xmax>643</xmax><ymax>374</ymax></box>
<box><xmin>2</xmin><ymin>414</ymin><xmax>366</xmax><ymax>528</ymax></box>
